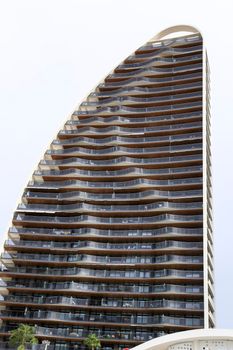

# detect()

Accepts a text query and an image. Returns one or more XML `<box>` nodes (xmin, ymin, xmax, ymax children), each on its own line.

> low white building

<box><xmin>132</xmin><ymin>329</ymin><xmax>233</xmax><ymax>350</ymax></box>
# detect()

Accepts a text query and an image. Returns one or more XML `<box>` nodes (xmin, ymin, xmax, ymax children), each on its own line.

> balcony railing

<box><xmin>34</xmin><ymin>165</ymin><xmax>202</xmax><ymax>178</ymax></box>
<box><xmin>3</xmin><ymin>294</ymin><xmax>204</xmax><ymax>310</ymax></box>
<box><xmin>39</xmin><ymin>154</ymin><xmax>202</xmax><ymax>168</ymax></box>
<box><xmin>8</xmin><ymin>226</ymin><xmax>203</xmax><ymax>238</ymax></box>
<box><xmin>2</xmin><ymin>266</ymin><xmax>203</xmax><ymax>281</ymax></box>
<box><xmin>16</xmin><ymin>201</ymin><xmax>203</xmax><ymax>214</ymax></box>
<box><xmin>105</xmin><ymin>62</ymin><xmax>202</xmax><ymax>80</ymax></box>
<box><xmin>0</xmin><ymin>324</ymin><xmax>167</xmax><ymax>343</ymax></box>
<box><xmin>46</xmin><ymin>143</ymin><xmax>202</xmax><ymax>156</ymax></box>
<box><xmin>89</xmin><ymin>81</ymin><xmax>202</xmax><ymax>99</ymax></box>
<box><xmin>97</xmin><ymin>72</ymin><xmax>202</xmax><ymax>89</ymax></box>
<box><xmin>13</xmin><ymin>213</ymin><xmax>203</xmax><ymax>226</ymax></box>
<box><xmin>60</xmin><ymin>120</ymin><xmax>202</xmax><ymax>136</ymax></box>
<box><xmin>117</xmin><ymin>53</ymin><xmax>202</xmax><ymax>70</ymax></box>
<box><xmin>5</xmin><ymin>239</ymin><xmax>203</xmax><ymax>251</ymax></box>
<box><xmin>0</xmin><ymin>309</ymin><xmax>204</xmax><ymax>327</ymax></box>
<box><xmin>26</xmin><ymin>177</ymin><xmax>202</xmax><ymax>193</ymax></box>
<box><xmin>73</xmin><ymin>101</ymin><xmax>202</xmax><ymax>117</ymax></box>
<box><xmin>2</xmin><ymin>253</ymin><xmax>203</xmax><ymax>266</ymax></box>
<box><xmin>124</xmin><ymin>45</ymin><xmax>202</xmax><ymax>62</ymax></box>
<box><xmin>81</xmin><ymin>91</ymin><xmax>202</xmax><ymax>109</ymax></box>
<box><xmin>53</xmin><ymin>131</ymin><xmax>202</xmax><ymax>147</ymax></box>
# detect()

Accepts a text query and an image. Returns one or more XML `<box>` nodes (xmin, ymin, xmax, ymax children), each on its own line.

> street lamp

<box><xmin>42</xmin><ymin>340</ymin><xmax>51</xmax><ymax>350</ymax></box>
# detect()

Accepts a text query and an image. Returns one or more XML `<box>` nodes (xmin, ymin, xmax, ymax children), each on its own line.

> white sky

<box><xmin>0</xmin><ymin>0</ymin><xmax>233</xmax><ymax>329</ymax></box>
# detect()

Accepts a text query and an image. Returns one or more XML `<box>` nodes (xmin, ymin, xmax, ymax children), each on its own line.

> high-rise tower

<box><xmin>0</xmin><ymin>25</ymin><xmax>214</xmax><ymax>350</ymax></box>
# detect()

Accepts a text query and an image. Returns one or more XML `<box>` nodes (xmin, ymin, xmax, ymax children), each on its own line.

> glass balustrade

<box><xmin>97</xmin><ymin>72</ymin><xmax>202</xmax><ymax>90</ymax></box>
<box><xmin>34</xmin><ymin>165</ymin><xmax>202</xmax><ymax>178</ymax></box>
<box><xmin>27</xmin><ymin>177</ymin><xmax>202</xmax><ymax>191</ymax></box>
<box><xmin>89</xmin><ymin>81</ymin><xmax>202</xmax><ymax>99</ymax></box>
<box><xmin>0</xmin><ymin>324</ymin><xmax>168</xmax><ymax>342</ymax></box>
<box><xmin>125</xmin><ymin>45</ymin><xmax>202</xmax><ymax>61</ymax></box>
<box><xmin>117</xmin><ymin>54</ymin><xmax>202</xmax><ymax>70</ymax></box>
<box><xmin>82</xmin><ymin>91</ymin><xmax>202</xmax><ymax>108</ymax></box>
<box><xmin>13</xmin><ymin>213</ymin><xmax>203</xmax><ymax>225</ymax></box>
<box><xmin>23</xmin><ymin>189</ymin><xmax>203</xmax><ymax>202</ymax></box>
<box><xmin>53</xmin><ymin>132</ymin><xmax>202</xmax><ymax>146</ymax></box>
<box><xmin>3</xmin><ymin>265</ymin><xmax>203</xmax><ymax>280</ymax></box>
<box><xmin>60</xmin><ymin>121</ymin><xmax>202</xmax><ymax>136</ymax></box>
<box><xmin>74</xmin><ymin>101</ymin><xmax>202</xmax><ymax>118</ymax></box>
<box><xmin>46</xmin><ymin>143</ymin><xmax>202</xmax><ymax>156</ymax></box>
<box><xmin>2</xmin><ymin>253</ymin><xmax>203</xmax><ymax>265</ymax></box>
<box><xmin>3</xmin><ymin>294</ymin><xmax>204</xmax><ymax>310</ymax></box>
<box><xmin>0</xmin><ymin>309</ymin><xmax>204</xmax><ymax>327</ymax></box>
<box><xmin>9</xmin><ymin>226</ymin><xmax>203</xmax><ymax>237</ymax></box>
<box><xmin>16</xmin><ymin>201</ymin><xmax>203</xmax><ymax>214</ymax></box>
<box><xmin>5</xmin><ymin>239</ymin><xmax>203</xmax><ymax>250</ymax></box>
<box><xmin>39</xmin><ymin>154</ymin><xmax>203</xmax><ymax>167</ymax></box>
<box><xmin>106</xmin><ymin>63</ymin><xmax>202</xmax><ymax>80</ymax></box>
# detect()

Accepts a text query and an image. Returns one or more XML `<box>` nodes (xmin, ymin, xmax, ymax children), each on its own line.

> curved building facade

<box><xmin>131</xmin><ymin>329</ymin><xmax>233</xmax><ymax>350</ymax></box>
<box><xmin>0</xmin><ymin>25</ymin><xmax>213</xmax><ymax>350</ymax></box>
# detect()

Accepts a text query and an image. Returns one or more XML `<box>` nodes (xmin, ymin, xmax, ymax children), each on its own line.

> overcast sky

<box><xmin>0</xmin><ymin>0</ymin><xmax>233</xmax><ymax>329</ymax></box>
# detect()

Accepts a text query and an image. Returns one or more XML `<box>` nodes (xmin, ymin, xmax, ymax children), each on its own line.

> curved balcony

<box><xmin>106</xmin><ymin>63</ymin><xmax>202</xmax><ymax>81</ymax></box>
<box><xmin>89</xmin><ymin>81</ymin><xmax>202</xmax><ymax>99</ymax></box>
<box><xmin>26</xmin><ymin>177</ymin><xmax>202</xmax><ymax>193</ymax></box>
<box><xmin>23</xmin><ymin>189</ymin><xmax>203</xmax><ymax>203</ymax></box>
<box><xmin>59</xmin><ymin>121</ymin><xmax>202</xmax><ymax>137</ymax></box>
<box><xmin>3</xmin><ymin>294</ymin><xmax>204</xmax><ymax>312</ymax></box>
<box><xmin>117</xmin><ymin>53</ymin><xmax>202</xmax><ymax>70</ymax></box>
<box><xmin>2</xmin><ymin>280</ymin><xmax>204</xmax><ymax>296</ymax></box>
<box><xmin>126</xmin><ymin>39</ymin><xmax>202</xmax><ymax>57</ymax></box>
<box><xmin>17</xmin><ymin>201</ymin><xmax>203</xmax><ymax>215</ymax></box>
<box><xmin>74</xmin><ymin>101</ymin><xmax>201</xmax><ymax>118</ymax></box>
<box><xmin>33</xmin><ymin>165</ymin><xmax>202</xmax><ymax>180</ymax></box>
<box><xmin>2</xmin><ymin>253</ymin><xmax>203</xmax><ymax>266</ymax></box>
<box><xmin>45</xmin><ymin>143</ymin><xmax>202</xmax><ymax>158</ymax></box>
<box><xmin>0</xmin><ymin>309</ymin><xmax>204</xmax><ymax>328</ymax></box>
<box><xmin>137</xmin><ymin>34</ymin><xmax>201</xmax><ymax>52</ymax></box>
<box><xmin>8</xmin><ymin>226</ymin><xmax>203</xmax><ymax>239</ymax></box>
<box><xmin>53</xmin><ymin>132</ymin><xmax>202</xmax><ymax>148</ymax></box>
<box><xmin>98</xmin><ymin>72</ymin><xmax>202</xmax><ymax>90</ymax></box>
<box><xmin>39</xmin><ymin>154</ymin><xmax>202</xmax><ymax>169</ymax></box>
<box><xmin>124</xmin><ymin>45</ymin><xmax>202</xmax><ymax>62</ymax></box>
<box><xmin>0</xmin><ymin>324</ymin><xmax>166</xmax><ymax>343</ymax></box>
<box><xmin>5</xmin><ymin>239</ymin><xmax>203</xmax><ymax>252</ymax></box>
<box><xmin>12</xmin><ymin>213</ymin><xmax>203</xmax><ymax>228</ymax></box>
<box><xmin>2</xmin><ymin>265</ymin><xmax>203</xmax><ymax>283</ymax></box>
<box><xmin>69</xmin><ymin>111</ymin><xmax>202</xmax><ymax>128</ymax></box>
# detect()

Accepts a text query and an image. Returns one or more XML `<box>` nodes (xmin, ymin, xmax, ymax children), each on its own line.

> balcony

<box><xmin>5</xmin><ymin>238</ymin><xmax>203</xmax><ymax>251</ymax></box>
<box><xmin>53</xmin><ymin>132</ymin><xmax>202</xmax><ymax>148</ymax></box>
<box><xmin>59</xmin><ymin>120</ymin><xmax>202</xmax><ymax>137</ymax></box>
<box><xmin>0</xmin><ymin>309</ymin><xmax>204</xmax><ymax>328</ymax></box>
<box><xmin>105</xmin><ymin>63</ymin><xmax>202</xmax><ymax>82</ymax></box>
<box><xmin>2</xmin><ymin>253</ymin><xmax>203</xmax><ymax>267</ymax></box>
<box><xmin>12</xmin><ymin>213</ymin><xmax>203</xmax><ymax>229</ymax></box>
<box><xmin>8</xmin><ymin>226</ymin><xmax>203</xmax><ymax>240</ymax></box>
<box><xmin>33</xmin><ymin>165</ymin><xmax>202</xmax><ymax>180</ymax></box>
<box><xmin>39</xmin><ymin>156</ymin><xmax>203</xmax><ymax>172</ymax></box>
<box><xmin>88</xmin><ymin>81</ymin><xmax>202</xmax><ymax>99</ymax></box>
<box><xmin>16</xmin><ymin>201</ymin><xmax>203</xmax><ymax>216</ymax></box>
<box><xmin>2</xmin><ymin>294</ymin><xmax>204</xmax><ymax>311</ymax></box>
<box><xmin>74</xmin><ymin>102</ymin><xmax>202</xmax><ymax>120</ymax></box>
<box><xmin>117</xmin><ymin>53</ymin><xmax>202</xmax><ymax>70</ymax></box>
<box><xmin>45</xmin><ymin>143</ymin><xmax>202</xmax><ymax>158</ymax></box>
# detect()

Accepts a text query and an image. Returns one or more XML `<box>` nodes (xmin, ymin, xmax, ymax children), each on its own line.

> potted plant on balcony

<box><xmin>84</xmin><ymin>333</ymin><xmax>101</xmax><ymax>350</ymax></box>
<box><xmin>9</xmin><ymin>324</ymin><xmax>38</xmax><ymax>350</ymax></box>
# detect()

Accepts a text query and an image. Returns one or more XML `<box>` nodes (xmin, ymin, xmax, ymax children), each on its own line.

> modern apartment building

<box><xmin>0</xmin><ymin>25</ymin><xmax>214</xmax><ymax>350</ymax></box>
